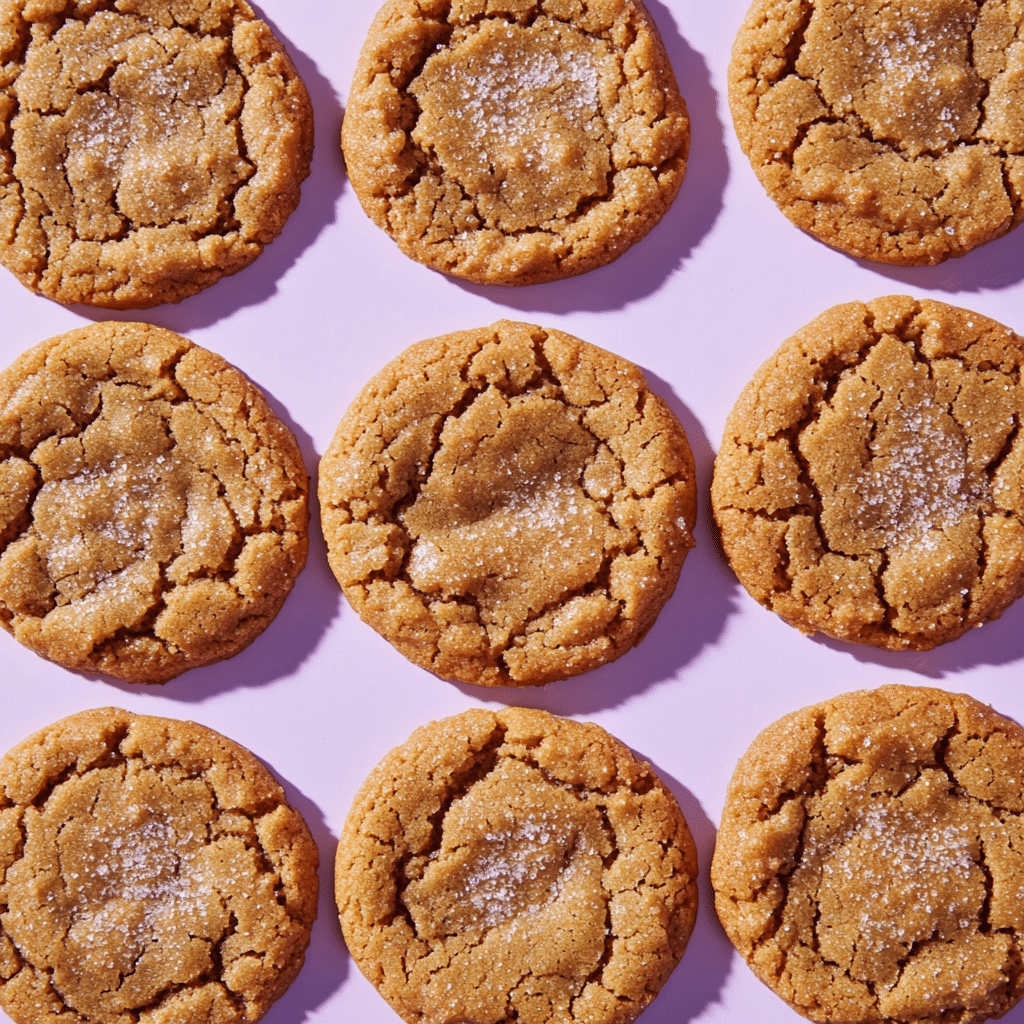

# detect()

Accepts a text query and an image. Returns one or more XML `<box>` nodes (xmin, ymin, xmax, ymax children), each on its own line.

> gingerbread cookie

<box><xmin>712</xmin><ymin>684</ymin><xmax>1024</xmax><ymax>1024</ymax></box>
<box><xmin>319</xmin><ymin>320</ymin><xmax>696</xmax><ymax>686</ymax></box>
<box><xmin>730</xmin><ymin>0</ymin><xmax>1024</xmax><ymax>265</ymax></box>
<box><xmin>0</xmin><ymin>321</ymin><xmax>308</xmax><ymax>683</ymax></box>
<box><xmin>0</xmin><ymin>0</ymin><xmax>314</xmax><ymax>308</ymax></box>
<box><xmin>342</xmin><ymin>0</ymin><xmax>689</xmax><ymax>285</ymax></box>
<box><xmin>0</xmin><ymin>707</ymin><xmax>319</xmax><ymax>1024</ymax></box>
<box><xmin>337</xmin><ymin>706</ymin><xmax>698</xmax><ymax>1024</ymax></box>
<box><xmin>711</xmin><ymin>296</ymin><xmax>1024</xmax><ymax>650</ymax></box>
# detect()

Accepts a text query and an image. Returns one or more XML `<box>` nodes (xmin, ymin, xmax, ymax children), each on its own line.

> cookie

<box><xmin>711</xmin><ymin>295</ymin><xmax>1024</xmax><ymax>650</ymax></box>
<box><xmin>0</xmin><ymin>707</ymin><xmax>319</xmax><ymax>1024</ymax></box>
<box><xmin>0</xmin><ymin>321</ymin><xmax>309</xmax><ymax>683</ymax></box>
<box><xmin>0</xmin><ymin>0</ymin><xmax>314</xmax><ymax>308</ymax></box>
<box><xmin>319</xmin><ymin>320</ymin><xmax>696</xmax><ymax>687</ymax></box>
<box><xmin>712</xmin><ymin>684</ymin><xmax>1024</xmax><ymax>1024</ymax></box>
<box><xmin>342</xmin><ymin>0</ymin><xmax>689</xmax><ymax>285</ymax></box>
<box><xmin>729</xmin><ymin>0</ymin><xmax>1024</xmax><ymax>265</ymax></box>
<box><xmin>336</xmin><ymin>706</ymin><xmax>698</xmax><ymax>1024</ymax></box>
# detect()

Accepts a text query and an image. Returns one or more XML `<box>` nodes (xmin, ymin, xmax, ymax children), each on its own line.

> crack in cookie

<box><xmin>319</xmin><ymin>320</ymin><xmax>695</xmax><ymax>687</ymax></box>
<box><xmin>0</xmin><ymin>708</ymin><xmax>318</xmax><ymax>1024</ymax></box>
<box><xmin>0</xmin><ymin>321</ymin><xmax>308</xmax><ymax>683</ymax></box>
<box><xmin>711</xmin><ymin>295</ymin><xmax>1024</xmax><ymax>650</ymax></box>
<box><xmin>712</xmin><ymin>685</ymin><xmax>1024</xmax><ymax>1024</ymax></box>
<box><xmin>336</xmin><ymin>707</ymin><xmax>697</xmax><ymax>1024</ymax></box>
<box><xmin>342</xmin><ymin>0</ymin><xmax>689</xmax><ymax>285</ymax></box>
<box><xmin>0</xmin><ymin>0</ymin><xmax>313</xmax><ymax>307</ymax></box>
<box><xmin>730</xmin><ymin>0</ymin><xmax>1024</xmax><ymax>264</ymax></box>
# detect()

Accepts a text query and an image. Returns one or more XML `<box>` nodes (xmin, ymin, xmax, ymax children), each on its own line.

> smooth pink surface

<box><xmin>2</xmin><ymin>2</ymin><xmax>1023</xmax><ymax>1022</ymax></box>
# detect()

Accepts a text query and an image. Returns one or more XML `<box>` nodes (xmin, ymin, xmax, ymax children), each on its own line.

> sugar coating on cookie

<box><xmin>730</xmin><ymin>0</ymin><xmax>1024</xmax><ymax>265</ymax></box>
<box><xmin>0</xmin><ymin>0</ymin><xmax>314</xmax><ymax>308</ymax></box>
<box><xmin>0</xmin><ymin>321</ymin><xmax>308</xmax><ymax>683</ymax></box>
<box><xmin>0</xmin><ymin>707</ymin><xmax>318</xmax><ymax>1024</ymax></box>
<box><xmin>319</xmin><ymin>320</ymin><xmax>696</xmax><ymax>686</ymax></box>
<box><xmin>342</xmin><ymin>0</ymin><xmax>689</xmax><ymax>285</ymax></box>
<box><xmin>713</xmin><ymin>684</ymin><xmax>1024</xmax><ymax>1024</ymax></box>
<box><xmin>712</xmin><ymin>296</ymin><xmax>1024</xmax><ymax>650</ymax></box>
<box><xmin>337</xmin><ymin>706</ymin><xmax>698</xmax><ymax>1024</ymax></box>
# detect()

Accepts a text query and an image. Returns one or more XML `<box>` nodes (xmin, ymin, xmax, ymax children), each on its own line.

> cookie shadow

<box><xmin>627</xmin><ymin>759</ymin><xmax>733</xmax><ymax>1024</ymax></box>
<box><xmin>452</xmin><ymin>381</ymin><xmax>741</xmax><ymax>715</ymax></box>
<box><xmin>248</xmin><ymin>761</ymin><xmax>349</xmax><ymax>1023</ymax></box>
<box><xmin>64</xmin><ymin>8</ymin><xmax>347</xmax><ymax>335</ymax></box>
<box><xmin>86</xmin><ymin>395</ymin><xmax>342</xmax><ymax>702</ymax></box>
<box><xmin>808</xmin><ymin>591</ymin><xmax>1024</xmax><ymax>679</ymax></box>
<box><xmin>852</xmin><ymin>218</ymin><xmax>1024</xmax><ymax>296</ymax></box>
<box><xmin>449</xmin><ymin>6</ymin><xmax>728</xmax><ymax>316</ymax></box>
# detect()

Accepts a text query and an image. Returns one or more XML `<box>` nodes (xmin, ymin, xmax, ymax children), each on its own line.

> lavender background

<box><xmin>1</xmin><ymin>2</ymin><xmax>1023</xmax><ymax>1022</ymax></box>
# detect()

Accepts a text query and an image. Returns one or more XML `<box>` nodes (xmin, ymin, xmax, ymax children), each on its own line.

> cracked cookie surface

<box><xmin>336</xmin><ymin>706</ymin><xmax>698</xmax><ymax>1024</ymax></box>
<box><xmin>729</xmin><ymin>0</ymin><xmax>1024</xmax><ymax>264</ymax></box>
<box><xmin>0</xmin><ymin>321</ymin><xmax>308</xmax><ymax>683</ymax></box>
<box><xmin>318</xmin><ymin>319</ymin><xmax>696</xmax><ymax>687</ymax></box>
<box><xmin>712</xmin><ymin>684</ymin><xmax>1024</xmax><ymax>1024</ymax></box>
<box><xmin>711</xmin><ymin>295</ymin><xmax>1024</xmax><ymax>651</ymax></box>
<box><xmin>0</xmin><ymin>707</ymin><xmax>319</xmax><ymax>1024</ymax></box>
<box><xmin>342</xmin><ymin>0</ymin><xmax>689</xmax><ymax>285</ymax></box>
<box><xmin>0</xmin><ymin>0</ymin><xmax>314</xmax><ymax>308</ymax></box>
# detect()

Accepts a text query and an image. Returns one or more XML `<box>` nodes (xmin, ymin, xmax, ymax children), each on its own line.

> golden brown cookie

<box><xmin>729</xmin><ymin>0</ymin><xmax>1024</xmax><ymax>265</ymax></box>
<box><xmin>337</xmin><ymin>706</ymin><xmax>698</xmax><ymax>1024</ymax></box>
<box><xmin>0</xmin><ymin>0</ymin><xmax>314</xmax><ymax>308</ymax></box>
<box><xmin>342</xmin><ymin>0</ymin><xmax>689</xmax><ymax>285</ymax></box>
<box><xmin>0</xmin><ymin>707</ymin><xmax>319</xmax><ymax>1024</ymax></box>
<box><xmin>711</xmin><ymin>296</ymin><xmax>1024</xmax><ymax>650</ymax></box>
<box><xmin>0</xmin><ymin>321</ymin><xmax>309</xmax><ymax>683</ymax></box>
<box><xmin>319</xmin><ymin>320</ymin><xmax>696</xmax><ymax>686</ymax></box>
<box><xmin>712</xmin><ymin>684</ymin><xmax>1024</xmax><ymax>1024</ymax></box>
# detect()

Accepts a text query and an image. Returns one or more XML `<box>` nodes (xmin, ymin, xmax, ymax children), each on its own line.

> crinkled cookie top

<box><xmin>319</xmin><ymin>320</ymin><xmax>696</xmax><ymax>686</ymax></box>
<box><xmin>712</xmin><ymin>295</ymin><xmax>1024</xmax><ymax>650</ymax></box>
<box><xmin>0</xmin><ymin>707</ymin><xmax>319</xmax><ymax>1024</ymax></box>
<box><xmin>342</xmin><ymin>0</ymin><xmax>689</xmax><ymax>284</ymax></box>
<box><xmin>337</xmin><ymin>706</ymin><xmax>698</xmax><ymax>1024</ymax></box>
<box><xmin>713</xmin><ymin>684</ymin><xmax>1024</xmax><ymax>1024</ymax></box>
<box><xmin>730</xmin><ymin>0</ymin><xmax>1024</xmax><ymax>264</ymax></box>
<box><xmin>0</xmin><ymin>321</ymin><xmax>308</xmax><ymax>683</ymax></box>
<box><xmin>0</xmin><ymin>0</ymin><xmax>313</xmax><ymax>307</ymax></box>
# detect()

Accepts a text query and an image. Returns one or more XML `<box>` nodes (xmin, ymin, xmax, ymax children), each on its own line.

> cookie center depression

<box><xmin>410</xmin><ymin>20</ymin><xmax>610</xmax><ymax>230</ymax></box>
<box><xmin>802</xmin><ymin>335</ymin><xmax>990</xmax><ymax>555</ymax></box>
<box><xmin>12</xmin><ymin>10</ymin><xmax>252</xmax><ymax>240</ymax></box>
<box><xmin>401</xmin><ymin>389</ymin><xmax>605</xmax><ymax>629</ymax></box>
<box><xmin>800</xmin><ymin>0</ymin><xmax>983</xmax><ymax>157</ymax></box>
<box><xmin>401</xmin><ymin>758</ymin><xmax>607</xmax><ymax>943</ymax></box>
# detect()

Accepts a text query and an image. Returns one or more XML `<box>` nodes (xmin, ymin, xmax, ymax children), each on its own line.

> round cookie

<box><xmin>336</xmin><ymin>706</ymin><xmax>699</xmax><ymax>1024</ymax></box>
<box><xmin>0</xmin><ymin>707</ymin><xmax>319</xmax><ymax>1024</ymax></box>
<box><xmin>0</xmin><ymin>321</ymin><xmax>309</xmax><ymax>683</ymax></box>
<box><xmin>729</xmin><ymin>0</ymin><xmax>1024</xmax><ymax>265</ymax></box>
<box><xmin>712</xmin><ymin>684</ymin><xmax>1024</xmax><ymax>1024</ymax></box>
<box><xmin>711</xmin><ymin>295</ymin><xmax>1024</xmax><ymax>651</ymax></box>
<box><xmin>342</xmin><ymin>0</ymin><xmax>689</xmax><ymax>285</ymax></box>
<box><xmin>0</xmin><ymin>0</ymin><xmax>314</xmax><ymax>308</ymax></box>
<box><xmin>319</xmin><ymin>320</ymin><xmax>696</xmax><ymax>687</ymax></box>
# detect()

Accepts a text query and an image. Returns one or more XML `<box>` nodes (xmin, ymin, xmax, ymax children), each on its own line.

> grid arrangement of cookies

<box><xmin>1</xmin><ymin>3</ymin><xmax>1023</xmax><ymax>1024</ymax></box>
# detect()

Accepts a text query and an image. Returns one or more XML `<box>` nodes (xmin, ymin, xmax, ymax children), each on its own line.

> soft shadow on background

<box><xmin>811</xmin><ymin>594</ymin><xmax>1024</xmax><ymax>680</ymax></box>
<box><xmin>455</xmin><ymin>3</ymin><xmax>729</xmax><ymax>316</ymax></box>
<box><xmin>635</xmin><ymin>759</ymin><xmax>733</xmax><ymax>1024</ymax></box>
<box><xmin>254</xmin><ymin>761</ymin><xmax>347</xmax><ymax>1024</ymax></box>
<box><xmin>68</xmin><ymin>11</ymin><xmax>346</xmax><ymax>335</ymax></box>
<box><xmin>854</xmin><ymin>216</ymin><xmax>1024</xmax><ymax>295</ymax></box>
<box><xmin>455</xmin><ymin>378</ymin><xmax>741</xmax><ymax>716</ymax></box>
